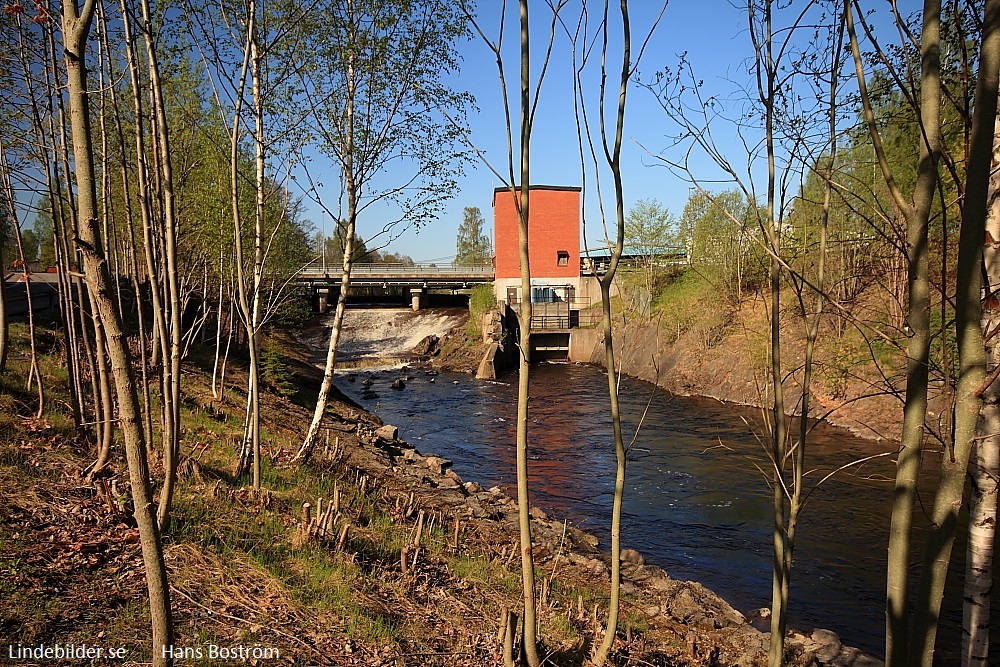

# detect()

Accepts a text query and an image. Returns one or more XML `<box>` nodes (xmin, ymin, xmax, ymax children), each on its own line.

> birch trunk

<box><xmin>911</xmin><ymin>3</ymin><xmax>1000</xmax><ymax>664</ymax></box>
<box><xmin>294</xmin><ymin>12</ymin><xmax>359</xmax><ymax>464</ymax></box>
<box><xmin>963</xmin><ymin>90</ymin><xmax>1000</xmax><ymax>667</ymax></box>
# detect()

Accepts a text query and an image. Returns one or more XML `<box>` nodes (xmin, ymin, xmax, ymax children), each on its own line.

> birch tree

<box><xmin>964</xmin><ymin>93</ymin><xmax>1000</xmax><ymax>667</ymax></box>
<box><xmin>912</xmin><ymin>2</ymin><xmax>1000</xmax><ymax>664</ymax></box>
<box><xmin>292</xmin><ymin>0</ymin><xmax>469</xmax><ymax>462</ymax></box>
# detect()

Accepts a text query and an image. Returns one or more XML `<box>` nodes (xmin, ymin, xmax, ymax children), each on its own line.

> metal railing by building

<box><xmin>503</xmin><ymin>296</ymin><xmax>602</xmax><ymax>329</ymax></box>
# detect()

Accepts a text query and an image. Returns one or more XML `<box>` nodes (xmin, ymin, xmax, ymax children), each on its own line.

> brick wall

<box><xmin>492</xmin><ymin>186</ymin><xmax>581</xmax><ymax>280</ymax></box>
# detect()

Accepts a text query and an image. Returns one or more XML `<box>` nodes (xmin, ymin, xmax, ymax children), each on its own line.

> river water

<box><xmin>323</xmin><ymin>311</ymin><xmax>993</xmax><ymax>664</ymax></box>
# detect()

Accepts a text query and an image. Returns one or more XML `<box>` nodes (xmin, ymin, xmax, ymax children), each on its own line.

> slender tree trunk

<box><xmin>61</xmin><ymin>0</ymin><xmax>173</xmax><ymax>662</ymax></box>
<box><xmin>111</xmin><ymin>0</ymin><xmax>154</xmax><ymax>452</ymax></box>
<box><xmin>212</xmin><ymin>249</ymin><xmax>226</xmax><ymax>399</ymax></box>
<box><xmin>592</xmin><ymin>2</ymin><xmax>630</xmax><ymax>664</ymax></box>
<box><xmin>86</xmin><ymin>287</ymin><xmax>114</xmax><ymax>474</ymax></box>
<box><xmin>248</xmin><ymin>35</ymin><xmax>266</xmax><ymax>490</ymax></box>
<box><xmin>137</xmin><ymin>0</ymin><xmax>183</xmax><ymax>527</ymax></box>
<box><xmin>846</xmin><ymin>3</ymin><xmax>939</xmax><ymax>664</ymax></box>
<box><xmin>2</xmin><ymin>172</ymin><xmax>46</xmax><ymax>420</ymax></box>
<box><xmin>45</xmin><ymin>30</ymin><xmax>88</xmax><ymax>430</ymax></box>
<box><xmin>228</xmin><ymin>4</ymin><xmax>259</xmax><ymax>481</ymax></box>
<box><xmin>295</xmin><ymin>24</ymin><xmax>359</xmax><ymax>464</ymax></box>
<box><xmin>514</xmin><ymin>5</ymin><xmax>540</xmax><ymax>665</ymax></box>
<box><xmin>750</xmin><ymin>2</ymin><xmax>793</xmax><ymax>664</ymax></box>
<box><xmin>912</xmin><ymin>3</ymin><xmax>1000</xmax><ymax>664</ymax></box>
<box><xmin>964</xmin><ymin>90</ymin><xmax>1000</xmax><ymax>667</ymax></box>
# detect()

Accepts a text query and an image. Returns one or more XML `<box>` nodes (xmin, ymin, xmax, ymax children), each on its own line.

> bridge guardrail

<box><xmin>299</xmin><ymin>263</ymin><xmax>494</xmax><ymax>277</ymax></box>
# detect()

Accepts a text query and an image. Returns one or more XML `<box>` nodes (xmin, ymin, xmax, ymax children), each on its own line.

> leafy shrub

<box><xmin>260</xmin><ymin>340</ymin><xmax>295</xmax><ymax>397</ymax></box>
<box><xmin>466</xmin><ymin>284</ymin><xmax>498</xmax><ymax>339</ymax></box>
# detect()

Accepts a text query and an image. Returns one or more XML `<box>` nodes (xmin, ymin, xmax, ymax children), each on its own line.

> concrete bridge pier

<box><xmin>410</xmin><ymin>288</ymin><xmax>424</xmax><ymax>311</ymax></box>
<box><xmin>317</xmin><ymin>288</ymin><xmax>331</xmax><ymax>314</ymax></box>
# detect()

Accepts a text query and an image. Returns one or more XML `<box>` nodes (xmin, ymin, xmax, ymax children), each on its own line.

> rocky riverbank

<box><xmin>352</xmin><ymin>418</ymin><xmax>884</xmax><ymax>667</ymax></box>
<box><xmin>312</xmin><ymin>312</ymin><xmax>885</xmax><ymax>666</ymax></box>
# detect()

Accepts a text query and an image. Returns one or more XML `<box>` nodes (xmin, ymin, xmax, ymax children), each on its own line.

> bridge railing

<box><xmin>299</xmin><ymin>262</ymin><xmax>494</xmax><ymax>276</ymax></box>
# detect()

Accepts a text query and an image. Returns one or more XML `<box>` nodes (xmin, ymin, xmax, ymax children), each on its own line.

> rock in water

<box><xmin>411</xmin><ymin>335</ymin><xmax>440</xmax><ymax>357</ymax></box>
<box><xmin>391</xmin><ymin>379</ymin><xmax>405</xmax><ymax>390</ymax></box>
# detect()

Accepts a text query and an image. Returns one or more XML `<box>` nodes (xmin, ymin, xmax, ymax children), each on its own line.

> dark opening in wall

<box><xmin>557</xmin><ymin>251</ymin><xmax>569</xmax><ymax>267</ymax></box>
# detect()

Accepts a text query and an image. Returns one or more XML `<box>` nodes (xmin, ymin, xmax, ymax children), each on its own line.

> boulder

<box><xmin>585</xmin><ymin>558</ymin><xmax>608</xmax><ymax>576</ymax></box>
<box><xmin>445</xmin><ymin>468</ymin><xmax>464</xmax><ymax>485</ymax></box>
<box><xmin>810</xmin><ymin>629</ymin><xmax>843</xmax><ymax>664</ymax></box>
<box><xmin>529</xmin><ymin>506</ymin><xmax>548</xmax><ymax>521</ymax></box>
<box><xmin>425</xmin><ymin>456</ymin><xmax>452</xmax><ymax>475</ymax></box>
<box><xmin>620</xmin><ymin>548</ymin><xmax>645</xmax><ymax>565</ymax></box>
<box><xmin>411</xmin><ymin>335</ymin><xmax>440</xmax><ymax>357</ymax></box>
<box><xmin>375</xmin><ymin>424</ymin><xmax>398</xmax><ymax>441</ymax></box>
<box><xmin>465</xmin><ymin>496</ymin><xmax>491</xmax><ymax>519</ymax></box>
<box><xmin>663</xmin><ymin>581</ymin><xmax>747</xmax><ymax>629</ymax></box>
<box><xmin>391</xmin><ymin>379</ymin><xmax>406</xmax><ymax>390</ymax></box>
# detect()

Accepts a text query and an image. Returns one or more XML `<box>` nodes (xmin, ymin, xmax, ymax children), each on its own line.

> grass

<box><xmin>648</xmin><ymin>270</ymin><xmax>731</xmax><ymax>347</ymax></box>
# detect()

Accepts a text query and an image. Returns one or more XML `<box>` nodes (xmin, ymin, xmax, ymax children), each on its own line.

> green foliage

<box><xmin>624</xmin><ymin>199</ymin><xmax>678</xmax><ymax>306</ymax></box>
<box><xmin>292</xmin><ymin>0</ymin><xmax>473</xmax><ymax>232</ymax></box>
<box><xmin>678</xmin><ymin>189</ymin><xmax>767</xmax><ymax>303</ymax></box>
<box><xmin>455</xmin><ymin>207</ymin><xmax>492</xmax><ymax>266</ymax></box>
<box><xmin>260</xmin><ymin>340</ymin><xmax>295</xmax><ymax>398</ymax></box>
<box><xmin>650</xmin><ymin>270</ymin><xmax>724</xmax><ymax>343</ymax></box>
<box><xmin>314</xmin><ymin>224</ymin><xmax>385</xmax><ymax>266</ymax></box>
<box><xmin>466</xmin><ymin>283</ymin><xmax>497</xmax><ymax>339</ymax></box>
<box><xmin>26</xmin><ymin>200</ymin><xmax>56</xmax><ymax>269</ymax></box>
<box><xmin>270</xmin><ymin>292</ymin><xmax>314</xmax><ymax>328</ymax></box>
<box><xmin>625</xmin><ymin>198</ymin><xmax>676</xmax><ymax>254</ymax></box>
<box><xmin>380</xmin><ymin>251</ymin><xmax>414</xmax><ymax>265</ymax></box>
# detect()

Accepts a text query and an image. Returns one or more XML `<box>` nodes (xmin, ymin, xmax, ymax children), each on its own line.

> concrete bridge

<box><xmin>296</xmin><ymin>263</ymin><xmax>494</xmax><ymax>311</ymax></box>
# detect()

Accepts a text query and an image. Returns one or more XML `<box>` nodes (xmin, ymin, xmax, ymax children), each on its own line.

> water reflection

<box><xmin>340</xmin><ymin>363</ymin><xmax>993</xmax><ymax>663</ymax></box>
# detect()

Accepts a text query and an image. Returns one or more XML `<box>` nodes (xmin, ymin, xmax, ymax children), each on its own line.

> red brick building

<box><xmin>492</xmin><ymin>185</ymin><xmax>581</xmax><ymax>303</ymax></box>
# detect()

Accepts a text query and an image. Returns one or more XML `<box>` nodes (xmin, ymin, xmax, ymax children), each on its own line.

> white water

<box><xmin>301</xmin><ymin>307</ymin><xmax>466</xmax><ymax>366</ymax></box>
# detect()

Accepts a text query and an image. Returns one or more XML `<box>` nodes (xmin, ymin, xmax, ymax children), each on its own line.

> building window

<box><xmin>557</xmin><ymin>251</ymin><xmax>569</xmax><ymax>267</ymax></box>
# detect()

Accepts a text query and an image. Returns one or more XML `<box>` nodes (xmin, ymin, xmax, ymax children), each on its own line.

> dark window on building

<box><xmin>557</xmin><ymin>251</ymin><xmax>569</xmax><ymax>267</ymax></box>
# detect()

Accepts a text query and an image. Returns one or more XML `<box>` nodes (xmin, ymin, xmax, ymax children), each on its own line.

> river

<box><xmin>318</xmin><ymin>309</ymin><xmax>994</xmax><ymax>664</ymax></box>
<box><xmin>337</xmin><ymin>365</ymin><xmax>996</xmax><ymax>664</ymax></box>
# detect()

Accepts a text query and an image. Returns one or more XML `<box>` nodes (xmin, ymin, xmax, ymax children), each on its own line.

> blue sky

<box><xmin>303</xmin><ymin>0</ymin><xmax>919</xmax><ymax>264</ymax></box>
